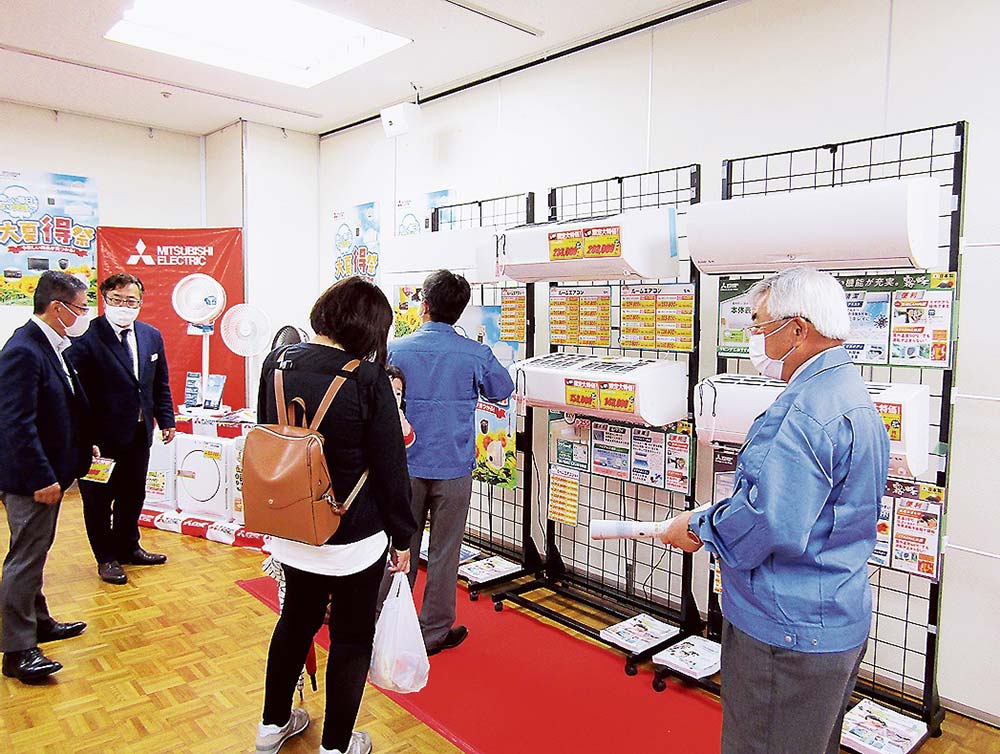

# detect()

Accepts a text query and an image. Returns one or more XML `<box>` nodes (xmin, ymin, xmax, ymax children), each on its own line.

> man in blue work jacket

<box><xmin>380</xmin><ymin>270</ymin><xmax>515</xmax><ymax>655</ymax></box>
<box><xmin>661</xmin><ymin>267</ymin><xmax>889</xmax><ymax>754</ymax></box>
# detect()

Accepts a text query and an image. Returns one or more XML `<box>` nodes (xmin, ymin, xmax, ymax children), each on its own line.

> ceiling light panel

<box><xmin>105</xmin><ymin>0</ymin><xmax>411</xmax><ymax>87</ymax></box>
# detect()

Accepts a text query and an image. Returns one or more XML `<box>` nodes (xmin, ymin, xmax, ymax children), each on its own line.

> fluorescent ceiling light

<box><xmin>105</xmin><ymin>0</ymin><xmax>411</xmax><ymax>88</ymax></box>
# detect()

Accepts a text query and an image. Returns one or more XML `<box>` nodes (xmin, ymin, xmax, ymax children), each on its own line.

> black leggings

<box><xmin>262</xmin><ymin>552</ymin><xmax>386</xmax><ymax>752</ymax></box>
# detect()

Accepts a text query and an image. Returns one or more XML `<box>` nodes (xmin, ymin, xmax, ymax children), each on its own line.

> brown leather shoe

<box><xmin>98</xmin><ymin>561</ymin><xmax>127</xmax><ymax>585</ymax></box>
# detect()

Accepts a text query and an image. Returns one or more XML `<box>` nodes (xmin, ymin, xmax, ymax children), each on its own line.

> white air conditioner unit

<box><xmin>381</xmin><ymin>226</ymin><xmax>500</xmax><ymax>284</ymax></box>
<box><xmin>496</xmin><ymin>207</ymin><xmax>678</xmax><ymax>283</ymax></box>
<box><xmin>694</xmin><ymin>374</ymin><xmax>930</xmax><ymax>478</ymax></box>
<box><xmin>511</xmin><ymin>353</ymin><xmax>688</xmax><ymax>426</ymax></box>
<box><xmin>688</xmin><ymin>177</ymin><xmax>941</xmax><ymax>273</ymax></box>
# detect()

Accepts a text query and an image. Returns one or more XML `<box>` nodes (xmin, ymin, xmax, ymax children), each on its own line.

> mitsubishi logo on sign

<box><xmin>126</xmin><ymin>238</ymin><xmax>156</xmax><ymax>266</ymax></box>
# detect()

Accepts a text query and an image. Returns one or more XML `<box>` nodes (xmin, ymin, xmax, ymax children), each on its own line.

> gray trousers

<box><xmin>378</xmin><ymin>475</ymin><xmax>473</xmax><ymax>650</ymax></box>
<box><xmin>721</xmin><ymin>620</ymin><xmax>866</xmax><ymax>754</ymax></box>
<box><xmin>0</xmin><ymin>491</ymin><xmax>61</xmax><ymax>653</ymax></box>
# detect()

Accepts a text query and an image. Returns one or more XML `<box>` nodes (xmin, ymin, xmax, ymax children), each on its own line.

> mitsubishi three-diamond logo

<box><xmin>126</xmin><ymin>238</ymin><xmax>156</xmax><ymax>266</ymax></box>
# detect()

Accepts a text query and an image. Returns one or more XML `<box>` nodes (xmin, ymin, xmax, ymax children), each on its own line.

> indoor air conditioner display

<box><xmin>694</xmin><ymin>374</ymin><xmax>930</xmax><ymax>478</ymax></box>
<box><xmin>688</xmin><ymin>177</ymin><xmax>940</xmax><ymax>273</ymax></box>
<box><xmin>512</xmin><ymin>353</ymin><xmax>688</xmax><ymax>427</ymax></box>
<box><xmin>381</xmin><ymin>225</ymin><xmax>501</xmax><ymax>284</ymax></box>
<box><xmin>174</xmin><ymin>433</ymin><xmax>236</xmax><ymax>521</ymax></box>
<box><xmin>495</xmin><ymin>207</ymin><xmax>679</xmax><ymax>283</ymax></box>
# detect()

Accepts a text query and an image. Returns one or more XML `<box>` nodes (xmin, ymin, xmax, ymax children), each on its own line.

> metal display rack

<box><xmin>651</xmin><ymin>123</ymin><xmax>967</xmax><ymax>741</ymax></box>
<box><xmin>428</xmin><ymin>193</ymin><xmax>544</xmax><ymax>598</ymax></box>
<box><xmin>493</xmin><ymin>165</ymin><xmax>706</xmax><ymax>674</ymax></box>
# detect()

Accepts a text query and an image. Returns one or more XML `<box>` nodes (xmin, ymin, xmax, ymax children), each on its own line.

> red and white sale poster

<box><xmin>97</xmin><ymin>227</ymin><xmax>246</xmax><ymax>410</ymax></box>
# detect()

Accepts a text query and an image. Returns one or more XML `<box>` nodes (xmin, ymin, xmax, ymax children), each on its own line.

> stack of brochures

<box><xmin>599</xmin><ymin>614</ymin><xmax>680</xmax><ymax>653</ymax></box>
<box><xmin>652</xmin><ymin>635</ymin><xmax>722</xmax><ymax>679</ymax></box>
<box><xmin>418</xmin><ymin>529</ymin><xmax>479</xmax><ymax>564</ymax></box>
<box><xmin>458</xmin><ymin>555</ymin><xmax>521</xmax><ymax>583</ymax></box>
<box><xmin>841</xmin><ymin>699</ymin><xmax>926</xmax><ymax>754</ymax></box>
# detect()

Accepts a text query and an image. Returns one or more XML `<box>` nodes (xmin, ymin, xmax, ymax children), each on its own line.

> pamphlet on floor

<box><xmin>652</xmin><ymin>635</ymin><xmax>722</xmax><ymax>679</ymax></box>
<box><xmin>599</xmin><ymin>613</ymin><xmax>680</xmax><ymax>653</ymax></box>
<box><xmin>841</xmin><ymin>699</ymin><xmax>926</xmax><ymax>754</ymax></box>
<box><xmin>458</xmin><ymin>555</ymin><xmax>521</xmax><ymax>583</ymax></box>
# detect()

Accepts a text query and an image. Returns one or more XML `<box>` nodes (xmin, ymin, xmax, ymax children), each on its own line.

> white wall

<box><xmin>0</xmin><ymin>101</ymin><xmax>202</xmax><ymax>344</ymax></box>
<box><xmin>319</xmin><ymin>0</ymin><xmax>1000</xmax><ymax>721</ymax></box>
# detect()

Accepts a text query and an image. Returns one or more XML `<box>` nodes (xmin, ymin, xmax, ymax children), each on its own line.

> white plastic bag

<box><xmin>369</xmin><ymin>572</ymin><xmax>429</xmax><ymax>693</ymax></box>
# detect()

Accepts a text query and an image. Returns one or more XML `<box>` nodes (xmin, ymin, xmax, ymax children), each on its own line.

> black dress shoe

<box><xmin>37</xmin><ymin>621</ymin><xmax>87</xmax><ymax>643</ymax></box>
<box><xmin>122</xmin><ymin>548</ymin><xmax>167</xmax><ymax>566</ymax></box>
<box><xmin>2</xmin><ymin>647</ymin><xmax>62</xmax><ymax>682</ymax></box>
<box><xmin>427</xmin><ymin>625</ymin><xmax>469</xmax><ymax>656</ymax></box>
<box><xmin>98</xmin><ymin>561</ymin><xmax>128</xmax><ymax>585</ymax></box>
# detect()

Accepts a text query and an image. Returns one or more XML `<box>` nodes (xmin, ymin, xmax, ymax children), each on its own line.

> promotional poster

<box><xmin>333</xmin><ymin>201</ymin><xmax>380</xmax><ymax>281</ymax></box>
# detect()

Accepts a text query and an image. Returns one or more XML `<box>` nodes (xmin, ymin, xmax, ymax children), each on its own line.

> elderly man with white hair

<box><xmin>661</xmin><ymin>267</ymin><xmax>890</xmax><ymax>754</ymax></box>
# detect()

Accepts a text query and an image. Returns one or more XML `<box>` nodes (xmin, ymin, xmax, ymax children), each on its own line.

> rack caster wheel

<box><xmin>652</xmin><ymin>677</ymin><xmax>667</xmax><ymax>692</ymax></box>
<box><xmin>469</xmin><ymin>590</ymin><xmax>479</xmax><ymax>602</ymax></box>
<box><xmin>625</xmin><ymin>662</ymin><xmax>638</xmax><ymax>676</ymax></box>
<box><xmin>493</xmin><ymin>601</ymin><xmax>504</xmax><ymax>613</ymax></box>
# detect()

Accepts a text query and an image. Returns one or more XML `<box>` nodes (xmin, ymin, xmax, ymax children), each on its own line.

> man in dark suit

<box><xmin>0</xmin><ymin>271</ymin><xmax>96</xmax><ymax>682</ymax></box>
<box><xmin>69</xmin><ymin>273</ymin><xmax>176</xmax><ymax>586</ymax></box>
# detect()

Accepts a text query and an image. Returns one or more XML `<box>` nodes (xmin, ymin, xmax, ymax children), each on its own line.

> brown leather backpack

<box><xmin>243</xmin><ymin>358</ymin><xmax>368</xmax><ymax>545</ymax></box>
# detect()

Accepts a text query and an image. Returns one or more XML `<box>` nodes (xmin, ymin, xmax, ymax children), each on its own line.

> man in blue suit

<box><xmin>0</xmin><ymin>271</ymin><xmax>96</xmax><ymax>682</ymax></box>
<box><xmin>69</xmin><ymin>273</ymin><xmax>176</xmax><ymax>586</ymax></box>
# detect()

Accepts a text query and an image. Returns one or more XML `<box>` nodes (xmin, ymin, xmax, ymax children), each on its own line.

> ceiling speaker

<box><xmin>380</xmin><ymin>102</ymin><xmax>421</xmax><ymax>137</ymax></box>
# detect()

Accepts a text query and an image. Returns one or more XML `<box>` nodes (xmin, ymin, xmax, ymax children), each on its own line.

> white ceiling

<box><xmin>0</xmin><ymin>1</ymin><xmax>716</xmax><ymax>136</ymax></box>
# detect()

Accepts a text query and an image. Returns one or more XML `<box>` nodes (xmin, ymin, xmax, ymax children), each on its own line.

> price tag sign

<box><xmin>582</xmin><ymin>225</ymin><xmax>622</xmax><ymax>258</ymax></box>
<box><xmin>564</xmin><ymin>379</ymin><xmax>599</xmax><ymax>411</ymax></box>
<box><xmin>599</xmin><ymin>382</ymin><xmax>636</xmax><ymax>414</ymax></box>
<box><xmin>548</xmin><ymin>229</ymin><xmax>583</xmax><ymax>261</ymax></box>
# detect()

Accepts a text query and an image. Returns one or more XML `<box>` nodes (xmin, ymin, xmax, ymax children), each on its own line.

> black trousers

<box><xmin>79</xmin><ymin>421</ymin><xmax>150</xmax><ymax>564</ymax></box>
<box><xmin>262</xmin><ymin>553</ymin><xmax>386</xmax><ymax>752</ymax></box>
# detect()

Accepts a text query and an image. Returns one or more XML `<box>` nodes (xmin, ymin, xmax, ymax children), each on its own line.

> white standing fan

<box><xmin>172</xmin><ymin>273</ymin><xmax>227</xmax><ymax>413</ymax></box>
<box><xmin>221</xmin><ymin>304</ymin><xmax>273</xmax><ymax>403</ymax></box>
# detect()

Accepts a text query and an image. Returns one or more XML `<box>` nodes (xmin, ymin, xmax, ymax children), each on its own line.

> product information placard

<box><xmin>665</xmin><ymin>426</ymin><xmax>693</xmax><ymax>495</ymax></box>
<box><xmin>393</xmin><ymin>285</ymin><xmax>422</xmax><ymax>338</ymax></box>
<box><xmin>333</xmin><ymin>202</ymin><xmax>380</xmax><ymax>281</ymax></box>
<box><xmin>842</xmin><ymin>286</ymin><xmax>892</xmax><ymax>364</ymax></box>
<box><xmin>564</xmin><ymin>378</ymin><xmax>600</xmax><ymax>412</ymax></box>
<box><xmin>598</xmin><ymin>381</ymin><xmax>636</xmax><ymax>415</ymax></box>
<box><xmin>500</xmin><ymin>288</ymin><xmax>527</xmax><ymax>343</ymax></box>
<box><xmin>870</xmin><ymin>478</ymin><xmax>946</xmax><ymax>580</ymax></box>
<box><xmin>712</xmin><ymin>445</ymin><xmax>739</xmax><ymax>502</ymax></box>
<box><xmin>620</xmin><ymin>283</ymin><xmax>695</xmax><ymax>352</ymax></box>
<box><xmin>0</xmin><ymin>170</ymin><xmax>99</xmax><ymax>305</ymax></box>
<box><xmin>394</xmin><ymin>189</ymin><xmax>451</xmax><ymax>237</ymax></box>
<box><xmin>548</xmin><ymin>465</ymin><xmax>581</xmax><ymax>526</ymax></box>
<box><xmin>548</xmin><ymin>229</ymin><xmax>583</xmax><ymax>261</ymax></box>
<box><xmin>717</xmin><ymin>278</ymin><xmax>761</xmax><ymax>357</ymax></box>
<box><xmin>582</xmin><ymin>225</ymin><xmax>622</xmax><ymax>258</ymax></box>
<box><xmin>473</xmin><ymin>399</ymin><xmax>517</xmax><ymax>489</ymax></box>
<box><xmin>591</xmin><ymin>421</ymin><xmax>632</xmax><ymax>481</ymax></box>
<box><xmin>550</xmin><ymin>286</ymin><xmax>612</xmax><ymax>347</ymax></box>
<box><xmin>549</xmin><ymin>412</ymin><xmax>592</xmax><ymax>471</ymax></box>
<box><xmin>630</xmin><ymin>428</ymin><xmax>666</xmax><ymax>488</ymax></box>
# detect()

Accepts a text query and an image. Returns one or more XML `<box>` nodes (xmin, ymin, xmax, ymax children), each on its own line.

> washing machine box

<box><xmin>512</xmin><ymin>353</ymin><xmax>688</xmax><ymax>427</ymax></box>
<box><xmin>145</xmin><ymin>434</ymin><xmax>177</xmax><ymax>510</ymax></box>
<box><xmin>175</xmin><ymin>434</ymin><xmax>236</xmax><ymax>521</ymax></box>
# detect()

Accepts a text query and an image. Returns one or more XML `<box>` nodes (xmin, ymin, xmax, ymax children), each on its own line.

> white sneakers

<box><xmin>255</xmin><ymin>708</ymin><xmax>310</xmax><ymax>754</ymax></box>
<box><xmin>320</xmin><ymin>731</ymin><xmax>373</xmax><ymax>754</ymax></box>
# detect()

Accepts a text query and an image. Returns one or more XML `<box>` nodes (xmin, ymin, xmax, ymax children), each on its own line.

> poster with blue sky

<box><xmin>333</xmin><ymin>201</ymin><xmax>380</xmax><ymax>281</ymax></box>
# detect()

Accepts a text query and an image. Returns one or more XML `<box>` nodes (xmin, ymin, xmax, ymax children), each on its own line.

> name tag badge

<box><xmin>150</xmin><ymin>353</ymin><xmax>158</xmax><ymax>362</ymax></box>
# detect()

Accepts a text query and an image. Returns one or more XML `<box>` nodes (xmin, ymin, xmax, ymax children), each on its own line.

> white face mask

<box><xmin>59</xmin><ymin>303</ymin><xmax>91</xmax><ymax>338</ymax></box>
<box><xmin>748</xmin><ymin>319</ymin><xmax>796</xmax><ymax>380</ymax></box>
<box><xmin>106</xmin><ymin>305</ymin><xmax>140</xmax><ymax>328</ymax></box>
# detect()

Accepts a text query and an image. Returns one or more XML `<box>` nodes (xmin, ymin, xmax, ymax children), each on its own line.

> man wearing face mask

<box><xmin>68</xmin><ymin>273</ymin><xmax>176</xmax><ymax>586</ymax></box>
<box><xmin>659</xmin><ymin>267</ymin><xmax>889</xmax><ymax>754</ymax></box>
<box><xmin>0</xmin><ymin>271</ymin><xmax>97</xmax><ymax>682</ymax></box>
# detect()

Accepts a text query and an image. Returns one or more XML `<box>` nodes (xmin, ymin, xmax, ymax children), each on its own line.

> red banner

<box><xmin>97</xmin><ymin>227</ymin><xmax>246</xmax><ymax>410</ymax></box>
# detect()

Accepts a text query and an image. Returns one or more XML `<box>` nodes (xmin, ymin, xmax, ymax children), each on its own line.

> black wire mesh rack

<box><xmin>493</xmin><ymin>165</ymin><xmax>706</xmax><ymax>674</ymax></box>
<box><xmin>669</xmin><ymin>122</ymin><xmax>967</xmax><ymax>741</ymax></box>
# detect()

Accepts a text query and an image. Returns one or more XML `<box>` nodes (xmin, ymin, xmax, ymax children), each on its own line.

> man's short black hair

<box><xmin>33</xmin><ymin>271</ymin><xmax>87</xmax><ymax>315</ymax></box>
<box><xmin>100</xmin><ymin>273</ymin><xmax>144</xmax><ymax>296</ymax></box>
<box><xmin>310</xmin><ymin>276</ymin><xmax>393</xmax><ymax>365</ymax></box>
<box><xmin>421</xmin><ymin>270</ymin><xmax>471</xmax><ymax>325</ymax></box>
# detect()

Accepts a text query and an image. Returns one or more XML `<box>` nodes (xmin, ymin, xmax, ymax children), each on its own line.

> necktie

<box><xmin>120</xmin><ymin>328</ymin><xmax>135</xmax><ymax>375</ymax></box>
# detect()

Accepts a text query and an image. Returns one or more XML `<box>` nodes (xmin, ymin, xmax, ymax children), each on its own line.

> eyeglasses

<box><xmin>57</xmin><ymin>300</ymin><xmax>89</xmax><ymax>315</ymax></box>
<box><xmin>742</xmin><ymin>317</ymin><xmax>791</xmax><ymax>336</ymax></box>
<box><xmin>105</xmin><ymin>295</ymin><xmax>142</xmax><ymax>309</ymax></box>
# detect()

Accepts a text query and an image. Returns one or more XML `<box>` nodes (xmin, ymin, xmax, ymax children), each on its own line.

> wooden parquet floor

<box><xmin>0</xmin><ymin>492</ymin><xmax>996</xmax><ymax>754</ymax></box>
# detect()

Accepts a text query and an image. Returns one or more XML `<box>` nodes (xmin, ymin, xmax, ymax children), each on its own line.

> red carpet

<box><xmin>238</xmin><ymin>572</ymin><xmax>722</xmax><ymax>754</ymax></box>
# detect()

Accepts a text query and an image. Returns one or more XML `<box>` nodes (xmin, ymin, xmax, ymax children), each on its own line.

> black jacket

<box><xmin>67</xmin><ymin>315</ymin><xmax>175</xmax><ymax>454</ymax></box>
<box><xmin>0</xmin><ymin>320</ymin><xmax>92</xmax><ymax>494</ymax></box>
<box><xmin>257</xmin><ymin>343</ymin><xmax>416</xmax><ymax>549</ymax></box>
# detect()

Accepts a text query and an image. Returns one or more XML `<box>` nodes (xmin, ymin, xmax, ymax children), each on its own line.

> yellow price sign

<box><xmin>599</xmin><ymin>382</ymin><xmax>636</xmax><ymax>414</ymax></box>
<box><xmin>564</xmin><ymin>379</ymin><xmax>599</xmax><ymax>411</ymax></box>
<box><xmin>875</xmin><ymin>401</ymin><xmax>903</xmax><ymax>441</ymax></box>
<box><xmin>582</xmin><ymin>225</ymin><xmax>622</xmax><ymax>258</ymax></box>
<box><xmin>549</xmin><ymin>230</ymin><xmax>583</xmax><ymax>261</ymax></box>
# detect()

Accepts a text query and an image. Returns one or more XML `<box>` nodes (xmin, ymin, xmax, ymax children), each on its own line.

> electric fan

<box><xmin>171</xmin><ymin>273</ymin><xmax>227</xmax><ymax>413</ymax></box>
<box><xmin>271</xmin><ymin>324</ymin><xmax>310</xmax><ymax>350</ymax></box>
<box><xmin>221</xmin><ymin>304</ymin><xmax>273</xmax><ymax>357</ymax></box>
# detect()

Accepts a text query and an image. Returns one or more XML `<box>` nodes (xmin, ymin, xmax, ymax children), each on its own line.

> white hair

<box><xmin>749</xmin><ymin>267</ymin><xmax>851</xmax><ymax>339</ymax></box>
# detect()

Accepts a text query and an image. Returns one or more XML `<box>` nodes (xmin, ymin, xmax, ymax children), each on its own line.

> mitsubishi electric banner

<box><xmin>0</xmin><ymin>170</ymin><xmax>99</xmax><ymax>306</ymax></box>
<box><xmin>97</xmin><ymin>227</ymin><xmax>246</xmax><ymax>410</ymax></box>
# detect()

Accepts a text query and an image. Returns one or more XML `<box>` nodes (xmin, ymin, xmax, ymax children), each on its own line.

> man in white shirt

<box><xmin>0</xmin><ymin>271</ymin><xmax>96</xmax><ymax>682</ymax></box>
<box><xmin>69</xmin><ymin>274</ymin><xmax>176</xmax><ymax>585</ymax></box>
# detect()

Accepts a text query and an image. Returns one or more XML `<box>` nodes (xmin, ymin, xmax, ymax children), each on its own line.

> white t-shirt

<box><xmin>268</xmin><ymin>531</ymin><xmax>388</xmax><ymax>576</ymax></box>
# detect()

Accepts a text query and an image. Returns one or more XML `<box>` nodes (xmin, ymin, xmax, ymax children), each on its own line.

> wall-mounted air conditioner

<box><xmin>694</xmin><ymin>373</ymin><xmax>930</xmax><ymax>478</ymax></box>
<box><xmin>688</xmin><ymin>177</ymin><xmax>940</xmax><ymax>273</ymax></box>
<box><xmin>511</xmin><ymin>353</ymin><xmax>687</xmax><ymax>426</ymax></box>
<box><xmin>495</xmin><ymin>207</ymin><xmax>678</xmax><ymax>283</ymax></box>
<box><xmin>381</xmin><ymin>226</ymin><xmax>500</xmax><ymax>284</ymax></box>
